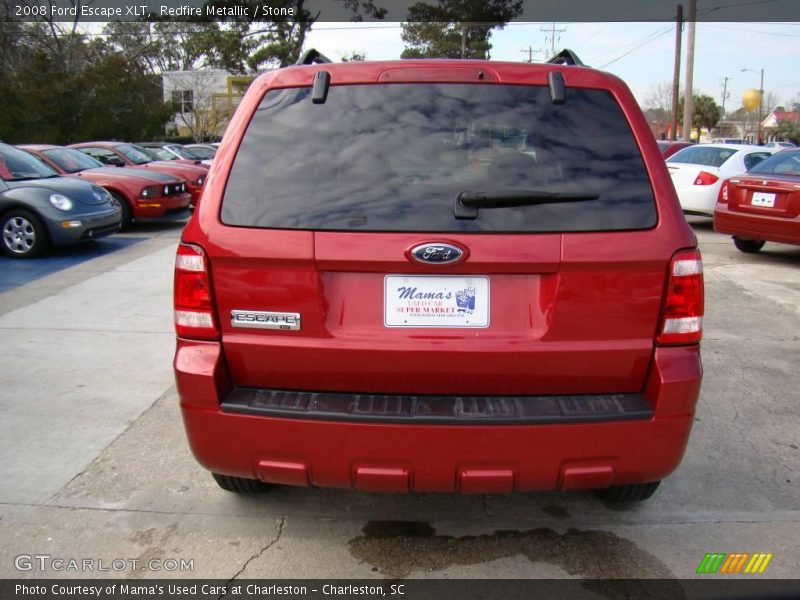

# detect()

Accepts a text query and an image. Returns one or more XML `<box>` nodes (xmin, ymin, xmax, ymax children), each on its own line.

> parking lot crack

<box><xmin>219</xmin><ymin>516</ymin><xmax>285</xmax><ymax>597</ymax></box>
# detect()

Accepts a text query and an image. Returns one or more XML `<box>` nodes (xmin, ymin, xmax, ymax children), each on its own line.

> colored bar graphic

<box><xmin>698</xmin><ymin>552</ymin><xmax>773</xmax><ymax>574</ymax></box>
<box><xmin>697</xmin><ymin>553</ymin><xmax>726</xmax><ymax>574</ymax></box>
<box><xmin>744</xmin><ymin>553</ymin><xmax>774</xmax><ymax>574</ymax></box>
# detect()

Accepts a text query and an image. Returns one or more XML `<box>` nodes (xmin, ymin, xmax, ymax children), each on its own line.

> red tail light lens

<box><xmin>694</xmin><ymin>171</ymin><xmax>719</xmax><ymax>186</ymax></box>
<box><xmin>174</xmin><ymin>243</ymin><xmax>219</xmax><ymax>339</ymax></box>
<box><xmin>657</xmin><ymin>249</ymin><xmax>704</xmax><ymax>345</ymax></box>
<box><xmin>718</xmin><ymin>180</ymin><xmax>730</xmax><ymax>203</ymax></box>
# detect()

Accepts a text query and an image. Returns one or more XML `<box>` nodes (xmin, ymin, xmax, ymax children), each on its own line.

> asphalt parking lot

<box><xmin>0</xmin><ymin>218</ymin><xmax>798</xmax><ymax>582</ymax></box>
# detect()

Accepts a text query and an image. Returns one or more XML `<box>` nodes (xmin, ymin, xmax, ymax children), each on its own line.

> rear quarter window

<box><xmin>222</xmin><ymin>83</ymin><xmax>657</xmax><ymax>233</ymax></box>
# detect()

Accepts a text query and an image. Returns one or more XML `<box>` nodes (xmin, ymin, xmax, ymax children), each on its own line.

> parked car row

<box><xmin>1</xmin><ymin>141</ymin><xmax>216</xmax><ymax>258</ymax></box>
<box><xmin>665</xmin><ymin>143</ymin><xmax>800</xmax><ymax>253</ymax></box>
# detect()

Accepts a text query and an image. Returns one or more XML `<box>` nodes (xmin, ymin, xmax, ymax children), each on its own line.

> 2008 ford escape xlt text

<box><xmin>173</xmin><ymin>50</ymin><xmax>704</xmax><ymax>502</ymax></box>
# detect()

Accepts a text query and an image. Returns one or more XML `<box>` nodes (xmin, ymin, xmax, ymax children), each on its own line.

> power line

<box><xmin>596</xmin><ymin>25</ymin><xmax>673</xmax><ymax>68</ymax></box>
<box><xmin>702</xmin><ymin>23</ymin><xmax>800</xmax><ymax>37</ymax></box>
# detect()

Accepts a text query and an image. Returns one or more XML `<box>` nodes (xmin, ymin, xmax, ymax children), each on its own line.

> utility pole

<box><xmin>541</xmin><ymin>22</ymin><xmax>567</xmax><ymax>57</ymax></box>
<box><xmin>681</xmin><ymin>0</ymin><xmax>697</xmax><ymax>141</ymax></box>
<box><xmin>520</xmin><ymin>46</ymin><xmax>537</xmax><ymax>63</ymax></box>
<box><xmin>720</xmin><ymin>76</ymin><xmax>732</xmax><ymax>114</ymax></box>
<box><xmin>670</xmin><ymin>4</ymin><xmax>683</xmax><ymax>141</ymax></box>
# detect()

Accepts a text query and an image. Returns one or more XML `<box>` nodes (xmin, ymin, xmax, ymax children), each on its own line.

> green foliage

<box><xmin>1</xmin><ymin>0</ymin><xmax>386</xmax><ymax>143</ymax></box>
<box><xmin>0</xmin><ymin>25</ymin><xmax>171</xmax><ymax>144</ymax></box>
<box><xmin>679</xmin><ymin>94</ymin><xmax>723</xmax><ymax>140</ymax></box>
<box><xmin>765</xmin><ymin>120</ymin><xmax>800</xmax><ymax>144</ymax></box>
<box><xmin>341</xmin><ymin>51</ymin><xmax>367</xmax><ymax>62</ymax></box>
<box><xmin>401</xmin><ymin>0</ymin><xmax>522</xmax><ymax>59</ymax></box>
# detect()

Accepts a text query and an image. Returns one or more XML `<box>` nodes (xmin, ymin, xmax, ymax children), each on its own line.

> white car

<box><xmin>763</xmin><ymin>141</ymin><xmax>796</xmax><ymax>151</ymax></box>
<box><xmin>666</xmin><ymin>144</ymin><xmax>775</xmax><ymax>217</ymax></box>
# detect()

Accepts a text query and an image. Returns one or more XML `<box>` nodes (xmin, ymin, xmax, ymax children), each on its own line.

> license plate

<box><xmin>384</xmin><ymin>275</ymin><xmax>490</xmax><ymax>328</ymax></box>
<box><xmin>752</xmin><ymin>192</ymin><xmax>775</xmax><ymax>207</ymax></box>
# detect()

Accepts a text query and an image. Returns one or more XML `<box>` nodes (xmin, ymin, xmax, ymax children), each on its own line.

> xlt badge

<box><xmin>231</xmin><ymin>310</ymin><xmax>301</xmax><ymax>331</ymax></box>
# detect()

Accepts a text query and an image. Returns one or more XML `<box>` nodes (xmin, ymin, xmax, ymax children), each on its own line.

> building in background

<box><xmin>162</xmin><ymin>70</ymin><xmax>255</xmax><ymax>141</ymax></box>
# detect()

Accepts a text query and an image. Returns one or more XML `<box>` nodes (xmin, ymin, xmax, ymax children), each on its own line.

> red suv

<box><xmin>174</xmin><ymin>51</ymin><xmax>704</xmax><ymax>502</ymax></box>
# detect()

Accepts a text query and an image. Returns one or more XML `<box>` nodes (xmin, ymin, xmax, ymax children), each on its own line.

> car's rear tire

<box><xmin>1</xmin><ymin>209</ymin><xmax>48</xmax><ymax>258</ymax></box>
<box><xmin>732</xmin><ymin>237</ymin><xmax>765</xmax><ymax>253</ymax></box>
<box><xmin>110</xmin><ymin>192</ymin><xmax>132</xmax><ymax>230</ymax></box>
<box><xmin>212</xmin><ymin>473</ymin><xmax>272</xmax><ymax>494</ymax></box>
<box><xmin>593</xmin><ymin>481</ymin><xmax>661</xmax><ymax>502</ymax></box>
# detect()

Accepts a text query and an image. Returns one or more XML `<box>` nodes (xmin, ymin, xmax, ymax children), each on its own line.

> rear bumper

<box><xmin>175</xmin><ymin>340</ymin><xmax>702</xmax><ymax>493</ymax></box>
<box><xmin>714</xmin><ymin>204</ymin><xmax>800</xmax><ymax>246</ymax></box>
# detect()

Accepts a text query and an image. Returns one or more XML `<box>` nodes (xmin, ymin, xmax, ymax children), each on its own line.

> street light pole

<box><xmin>758</xmin><ymin>68</ymin><xmax>765</xmax><ymax>143</ymax></box>
<box><xmin>742</xmin><ymin>67</ymin><xmax>766</xmax><ymax>143</ymax></box>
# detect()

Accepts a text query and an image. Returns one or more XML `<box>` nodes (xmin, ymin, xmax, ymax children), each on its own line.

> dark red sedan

<box><xmin>19</xmin><ymin>145</ymin><xmax>191</xmax><ymax>229</ymax></box>
<box><xmin>68</xmin><ymin>142</ymin><xmax>208</xmax><ymax>207</ymax></box>
<box><xmin>714</xmin><ymin>149</ymin><xmax>800</xmax><ymax>253</ymax></box>
<box><xmin>657</xmin><ymin>140</ymin><xmax>693</xmax><ymax>159</ymax></box>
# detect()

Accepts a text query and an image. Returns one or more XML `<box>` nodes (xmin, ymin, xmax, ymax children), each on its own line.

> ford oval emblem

<box><xmin>410</xmin><ymin>243</ymin><xmax>465</xmax><ymax>265</ymax></box>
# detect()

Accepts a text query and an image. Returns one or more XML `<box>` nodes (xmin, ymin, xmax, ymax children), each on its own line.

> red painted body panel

<box><xmin>715</xmin><ymin>175</ymin><xmax>800</xmax><ymax>245</ymax></box>
<box><xmin>175</xmin><ymin>60</ymin><xmax>703</xmax><ymax>493</ymax></box>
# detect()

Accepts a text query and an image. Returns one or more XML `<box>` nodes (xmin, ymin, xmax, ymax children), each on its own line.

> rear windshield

<box><xmin>667</xmin><ymin>146</ymin><xmax>737</xmax><ymax>167</ymax></box>
<box><xmin>222</xmin><ymin>83</ymin><xmax>656</xmax><ymax>232</ymax></box>
<box><xmin>748</xmin><ymin>150</ymin><xmax>800</xmax><ymax>175</ymax></box>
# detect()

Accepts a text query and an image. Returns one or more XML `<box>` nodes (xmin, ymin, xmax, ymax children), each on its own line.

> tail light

<box><xmin>718</xmin><ymin>180</ymin><xmax>730</xmax><ymax>203</ymax></box>
<box><xmin>174</xmin><ymin>243</ymin><xmax>219</xmax><ymax>339</ymax></box>
<box><xmin>656</xmin><ymin>248</ymin><xmax>704</xmax><ymax>345</ymax></box>
<box><xmin>694</xmin><ymin>171</ymin><xmax>719</xmax><ymax>186</ymax></box>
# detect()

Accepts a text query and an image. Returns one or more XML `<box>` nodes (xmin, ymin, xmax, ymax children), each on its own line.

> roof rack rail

<box><xmin>546</xmin><ymin>49</ymin><xmax>585</xmax><ymax>66</ymax></box>
<box><xmin>295</xmin><ymin>49</ymin><xmax>333</xmax><ymax>66</ymax></box>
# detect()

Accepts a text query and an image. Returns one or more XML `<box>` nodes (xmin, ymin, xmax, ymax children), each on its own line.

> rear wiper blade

<box><xmin>455</xmin><ymin>189</ymin><xmax>598</xmax><ymax>219</ymax></box>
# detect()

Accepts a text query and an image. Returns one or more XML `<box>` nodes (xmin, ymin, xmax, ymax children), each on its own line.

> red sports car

<box><xmin>19</xmin><ymin>145</ymin><xmax>191</xmax><ymax>229</ymax></box>
<box><xmin>68</xmin><ymin>142</ymin><xmax>208</xmax><ymax>207</ymax></box>
<box><xmin>714</xmin><ymin>149</ymin><xmax>800</xmax><ymax>253</ymax></box>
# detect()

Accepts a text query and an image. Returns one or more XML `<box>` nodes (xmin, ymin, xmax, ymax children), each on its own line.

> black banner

<box><xmin>5</xmin><ymin>0</ymin><xmax>800</xmax><ymax>23</ymax></box>
<box><xmin>3</xmin><ymin>579</ymin><xmax>800</xmax><ymax>600</ymax></box>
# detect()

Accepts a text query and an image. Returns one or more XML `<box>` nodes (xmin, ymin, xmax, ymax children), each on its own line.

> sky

<box><xmin>303</xmin><ymin>22</ymin><xmax>800</xmax><ymax>112</ymax></box>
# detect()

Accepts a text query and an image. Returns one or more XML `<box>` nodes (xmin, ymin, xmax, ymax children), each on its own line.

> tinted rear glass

<box><xmin>667</xmin><ymin>146</ymin><xmax>737</xmax><ymax>167</ymax></box>
<box><xmin>748</xmin><ymin>150</ymin><xmax>800</xmax><ymax>176</ymax></box>
<box><xmin>222</xmin><ymin>83</ymin><xmax>656</xmax><ymax>232</ymax></box>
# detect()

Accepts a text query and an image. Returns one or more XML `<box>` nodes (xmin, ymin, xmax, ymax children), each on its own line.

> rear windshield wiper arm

<box><xmin>455</xmin><ymin>189</ymin><xmax>598</xmax><ymax>219</ymax></box>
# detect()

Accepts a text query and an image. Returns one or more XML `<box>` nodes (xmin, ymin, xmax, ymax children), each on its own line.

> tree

<box><xmin>166</xmin><ymin>70</ymin><xmax>240</xmax><ymax>141</ymax></box>
<box><xmin>205</xmin><ymin>0</ymin><xmax>385</xmax><ymax>69</ymax></box>
<box><xmin>341</xmin><ymin>51</ymin><xmax>367</xmax><ymax>62</ymax></box>
<box><xmin>764</xmin><ymin>119</ymin><xmax>800</xmax><ymax>144</ymax></box>
<box><xmin>763</xmin><ymin>90</ymin><xmax>780</xmax><ymax>116</ymax></box>
<box><xmin>642</xmin><ymin>81</ymin><xmax>675</xmax><ymax>115</ymax></box>
<box><xmin>679</xmin><ymin>94</ymin><xmax>722</xmax><ymax>141</ymax></box>
<box><xmin>103</xmin><ymin>20</ymin><xmax>255</xmax><ymax>75</ymax></box>
<box><xmin>400</xmin><ymin>0</ymin><xmax>523</xmax><ymax>59</ymax></box>
<box><xmin>0</xmin><ymin>15</ymin><xmax>172</xmax><ymax>143</ymax></box>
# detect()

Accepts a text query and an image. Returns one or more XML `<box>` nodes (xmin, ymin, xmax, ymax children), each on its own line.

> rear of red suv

<box><xmin>174</xmin><ymin>55</ymin><xmax>703</xmax><ymax>501</ymax></box>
